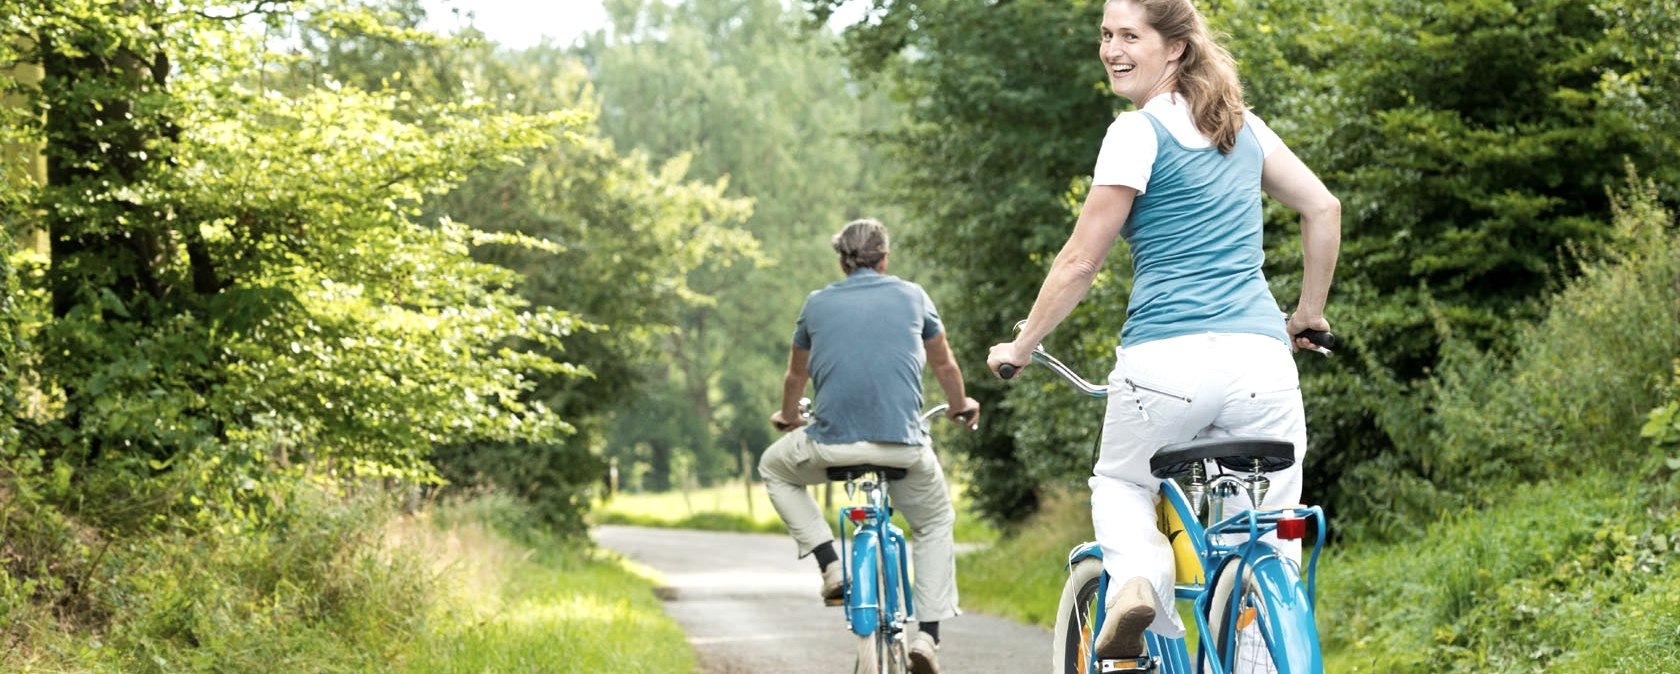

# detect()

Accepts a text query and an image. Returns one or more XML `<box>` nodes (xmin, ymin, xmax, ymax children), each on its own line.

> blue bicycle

<box><xmin>1003</xmin><ymin>335</ymin><xmax>1332</xmax><ymax>674</ymax></box>
<box><xmin>822</xmin><ymin>402</ymin><xmax>967</xmax><ymax>674</ymax></box>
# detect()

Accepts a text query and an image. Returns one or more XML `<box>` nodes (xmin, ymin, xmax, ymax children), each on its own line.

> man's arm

<box><xmin>925</xmin><ymin>331</ymin><xmax>981</xmax><ymax>425</ymax></box>
<box><xmin>771</xmin><ymin>345</ymin><xmax>811</xmax><ymax>431</ymax></box>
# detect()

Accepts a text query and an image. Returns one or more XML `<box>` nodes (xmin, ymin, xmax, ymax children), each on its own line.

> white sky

<box><xmin>422</xmin><ymin>0</ymin><xmax>865</xmax><ymax>50</ymax></box>
<box><xmin>423</xmin><ymin>0</ymin><xmax>612</xmax><ymax>49</ymax></box>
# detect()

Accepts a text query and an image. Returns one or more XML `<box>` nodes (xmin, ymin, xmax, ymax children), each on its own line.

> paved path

<box><xmin>594</xmin><ymin>525</ymin><xmax>1051</xmax><ymax>674</ymax></box>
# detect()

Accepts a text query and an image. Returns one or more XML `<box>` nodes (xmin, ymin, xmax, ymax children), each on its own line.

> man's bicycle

<box><xmin>815</xmin><ymin>401</ymin><xmax>971</xmax><ymax>674</ymax></box>
<box><xmin>1000</xmin><ymin>333</ymin><xmax>1333</xmax><ymax>674</ymax></box>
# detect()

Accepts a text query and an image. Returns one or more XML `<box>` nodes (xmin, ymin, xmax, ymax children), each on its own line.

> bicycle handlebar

<box><xmin>779</xmin><ymin>398</ymin><xmax>976</xmax><ymax>431</ymax></box>
<box><xmin>996</xmin><ymin>327</ymin><xmax>1338</xmax><ymax>391</ymax></box>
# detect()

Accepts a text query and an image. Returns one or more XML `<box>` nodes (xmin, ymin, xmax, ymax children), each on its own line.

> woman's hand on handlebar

<box><xmin>770</xmin><ymin>409</ymin><xmax>805</xmax><ymax>432</ymax></box>
<box><xmin>947</xmin><ymin>397</ymin><xmax>982</xmax><ymax>430</ymax></box>
<box><xmin>987</xmin><ymin>342</ymin><xmax>1032</xmax><ymax>380</ymax></box>
<box><xmin>1286</xmin><ymin>313</ymin><xmax>1336</xmax><ymax>354</ymax></box>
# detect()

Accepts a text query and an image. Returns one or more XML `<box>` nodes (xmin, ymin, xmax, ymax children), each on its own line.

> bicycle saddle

<box><xmin>1149</xmin><ymin>437</ymin><xmax>1294</xmax><ymax>478</ymax></box>
<box><xmin>826</xmin><ymin>464</ymin><xmax>908</xmax><ymax>481</ymax></box>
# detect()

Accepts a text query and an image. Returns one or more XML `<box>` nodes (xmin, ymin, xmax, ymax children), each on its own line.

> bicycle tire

<box><xmin>1050</xmin><ymin>557</ymin><xmax>1104</xmax><ymax>674</ymax></box>
<box><xmin>855</xmin><ymin>548</ymin><xmax>908</xmax><ymax>674</ymax></box>
<box><xmin>1203</xmin><ymin>555</ymin><xmax>1322</xmax><ymax>674</ymax></box>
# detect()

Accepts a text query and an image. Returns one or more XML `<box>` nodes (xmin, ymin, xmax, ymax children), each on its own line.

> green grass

<box><xmin>594</xmin><ymin>480</ymin><xmax>1000</xmax><ymax>544</ymax></box>
<box><xmin>1318</xmin><ymin>473</ymin><xmax>1680</xmax><ymax>673</ymax></box>
<box><xmin>0</xmin><ymin>492</ymin><xmax>694</xmax><ymax>674</ymax></box>
<box><xmin>403</xmin><ymin>500</ymin><xmax>693</xmax><ymax>674</ymax></box>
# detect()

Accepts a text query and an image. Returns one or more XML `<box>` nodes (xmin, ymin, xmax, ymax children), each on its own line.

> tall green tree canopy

<box><xmin>577</xmin><ymin>0</ymin><xmax>904</xmax><ymax>491</ymax></box>
<box><xmin>0</xmin><ymin>0</ymin><xmax>751</xmax><ymax>539</ymax></box>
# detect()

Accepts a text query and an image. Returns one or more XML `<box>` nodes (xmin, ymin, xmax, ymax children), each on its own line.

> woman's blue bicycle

<box><xmin>1003</xmin><ymin>335</ymin><xmax>1332</xmax><ymax>674</ymax></box>
<box><xmin>818</xmin><ymin>401</ymin><xmax>967</xmax><ymax>674</ymax></box>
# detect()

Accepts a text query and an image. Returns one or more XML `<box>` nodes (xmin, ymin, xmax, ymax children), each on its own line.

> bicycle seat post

<box><xmin>1187</xmin><ymin>461</ymin><xmax>1209</xmax><ymax>518</ymax></box>
<box><xmin>1242</xmin><ymin>457</ymin><xmax>1271</xmax><ymax>508</ymax></box>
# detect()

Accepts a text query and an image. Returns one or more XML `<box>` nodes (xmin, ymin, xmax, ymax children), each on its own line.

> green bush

<box><xmin>1337</xmin><ymin>171</ymin><xmax>1680</xmax><ymax>539</ymax></box>
<box><xmin>1318</xmin><ymin>172</ymin><xmax>1680</xmax><ymax>670</ymax></box>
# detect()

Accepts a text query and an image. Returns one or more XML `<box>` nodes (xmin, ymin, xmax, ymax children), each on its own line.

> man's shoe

<box><xmin>821</xmin><ymin>561</ymin><xmax>845</xmax><ymax>604</ymax></box>
<box><xmin>1094</xmin><ymin>576</ymin><xmax>1156</xmax><ymax>659</ymax></box>
<box><xmin>908</xmin><ymin>630</ymin><xmax>940</xmax><ymax>674</ymax></box>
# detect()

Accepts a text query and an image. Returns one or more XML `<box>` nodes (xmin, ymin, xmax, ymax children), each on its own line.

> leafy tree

<box><xmin>0</xmin><ymin>0</ymin><xmax>583</xmax><ymax>536</ymax></box>
<box><xmin>579</xmin><ymin>0</ymin><xmax>903</xmax><ymax>491</ymax></box>
<box><xmin>803</xmin><ymin>0</ymin><xmax>1116</xmax><ymax>521</ymax></box>
<box><xmin>237</xmin><ymin>0</ymin><xmax>765</xmax><ymax>520</ymax></box>
<box><xmin>1236</xmin><ymin>0</ymin><xmax>1680</xmax><ymax>535</ymax></box>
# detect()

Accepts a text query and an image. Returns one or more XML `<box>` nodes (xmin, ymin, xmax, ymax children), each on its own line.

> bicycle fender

<box><xmin>1224</xmin><ymin>554</ymin><xmax>1323</xmax><ymax>674</ymax></box>
<box><xmin>1066</xmin><ymin>540</ymin><xmax>1103</xmax><ymax>569</ymax></box>
<box><xmin>848</xmin><ymin>529</ymin><xmax>882</xmax><ymax>637</ymax></box>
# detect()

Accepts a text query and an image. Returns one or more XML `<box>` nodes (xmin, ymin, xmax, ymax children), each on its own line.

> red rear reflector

<box><xmin>848</xmin><ymin>509</ymin><xmax>868</xmax><ymax>522</ymax></box>
<box><xmin>1277</xmin><ymin>518</ymin><xmax>1306</xmax><ymax>540</ymax></box>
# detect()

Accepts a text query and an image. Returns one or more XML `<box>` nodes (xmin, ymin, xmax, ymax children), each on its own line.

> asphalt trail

<box><xmin>594</xmin><ymin>525</ymin><xmax>1051</xmax><ymax>674</ymax></box>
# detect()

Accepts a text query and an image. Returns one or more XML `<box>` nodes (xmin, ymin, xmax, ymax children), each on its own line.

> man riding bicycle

<box><xmin>759</xmin><ymin>218</ymin><xmax>981</xmax><ymax>674</ymax></box>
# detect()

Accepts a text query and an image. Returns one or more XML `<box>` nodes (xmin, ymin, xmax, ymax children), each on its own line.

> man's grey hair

<box><xmin>832</xmin><ymin>218</ymin><xmax>890</xmax><ymax>273</ymax></box>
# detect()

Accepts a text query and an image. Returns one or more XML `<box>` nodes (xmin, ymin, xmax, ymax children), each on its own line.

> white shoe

<box><xmin>821</xmin><ymin>561</ymin><xmax>845</xmax><ymax>603</ymax></box>
<box><xmin>1094</xmin><ymin>577</ymin><xmax>1156</xmax><ymax>659</ymax></box>
<box><xmin>908</xmin><ymin>630</ymin><xmax>940</xmax><ymax>674</ymax></box>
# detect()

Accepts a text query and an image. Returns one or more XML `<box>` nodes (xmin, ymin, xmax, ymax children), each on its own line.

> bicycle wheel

<box><xmin>1050</xmin><ymin>556</ymin><xmax>1104</xmax><ymax>674</ymax></box>
<box><xmin>1203</xmin><ymin>556</ymin><xmax>1322</xmax><ymax>674</ymax></box>
<box><xmin>854</xmin><ymin>549</ymin><xmax>908</xmax><ymax>674</ymax></box>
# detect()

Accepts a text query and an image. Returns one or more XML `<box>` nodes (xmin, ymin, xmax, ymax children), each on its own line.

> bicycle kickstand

<box><xmin>1097</xmin><ymin>656</ymin><xmax>1158</xmax><ymax>673</ymax></box>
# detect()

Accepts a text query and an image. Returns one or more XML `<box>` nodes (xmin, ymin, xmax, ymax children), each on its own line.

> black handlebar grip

<box><xmin>1296</xmin><ymin>329</ymin><xmax>1336</xmax><ymax>350</ymax></box>
<box><xmin>998</xmin><ymin>363</ymin><xmax>1018</xmax><ymax>380</ymax></box>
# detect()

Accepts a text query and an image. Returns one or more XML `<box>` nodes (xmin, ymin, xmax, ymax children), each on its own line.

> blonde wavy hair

<box><xmin>1112</xmin><ymin>0</ymin><xmax>1247</xmax><ymax>153</ymax></box>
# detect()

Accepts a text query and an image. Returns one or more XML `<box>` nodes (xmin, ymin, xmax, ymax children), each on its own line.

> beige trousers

<box><xmin>758</xmin><ymin>428</ymin><xmax>962</xmax><ymax>622</ymax></box>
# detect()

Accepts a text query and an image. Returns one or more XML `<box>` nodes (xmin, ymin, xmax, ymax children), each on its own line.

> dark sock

<box><xmin>918</xmin><ymin>621</ymin><xmax>939</xmax><ymax>644</ymax></box>
<box><xmin>813</xmin><ymin>541</ymin><xmax>839</xmax><ymax>571</ymax></box>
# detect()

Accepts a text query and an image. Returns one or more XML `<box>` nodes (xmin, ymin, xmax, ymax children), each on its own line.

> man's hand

<box><xmin>770</xmin><ymin>409</ymin><xmax>805</xmax><ymax>432</ymax></box>
<box><xmin>947</xmin><ymin>396</ymin><xmax>981</xmax><ymax>430</ymax></box>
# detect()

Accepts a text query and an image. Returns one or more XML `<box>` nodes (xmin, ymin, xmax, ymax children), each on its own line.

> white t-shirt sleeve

<box><xmin>1244</xmin><ymin>111</ymin><xmax>1285</xmax><ymax>158</ymax></box>
<box><xmin>1090</xmin><ymin>111</ymin><xmax>1158</xmax><ymax>194</ymax></box>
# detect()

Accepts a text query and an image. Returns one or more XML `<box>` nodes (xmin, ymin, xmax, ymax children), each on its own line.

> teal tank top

<box><xmin>1118</xmin><ymin>112</ymin><xmax>1287</xmax><ymax>347</ymax></box>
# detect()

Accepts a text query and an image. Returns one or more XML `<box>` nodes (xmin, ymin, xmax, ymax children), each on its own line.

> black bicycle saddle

<box><xmin>826</xmin><ymin>464</ymin><xmax>909</xmax><ymax>481</ymax></box>
<box><xmin>1149</xmin><ymin>437</ymin><xmax>1295</xmax><ymax>478</ymax></box>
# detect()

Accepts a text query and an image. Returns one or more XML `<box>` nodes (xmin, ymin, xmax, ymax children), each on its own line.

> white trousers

<box><xmin>758</xmin><ymin>428</ymin><xmax>962</xmax><ymax>621</ymax></box>
<box><xmin>1090</xmin><ymin>333</ymin><xmax>1306</xmax><ymax>637</ymax></box>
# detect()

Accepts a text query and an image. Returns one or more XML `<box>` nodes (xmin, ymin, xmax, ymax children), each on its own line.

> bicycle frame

<box><xmin>1070</xmin><ymin>479</ymin><xmax>1326</xmax><ymax>674</ymax></box>
<box><xmin>836</xmin><ymin>478</ymin><xmax>914</xmax><ymax>638</ymax></box>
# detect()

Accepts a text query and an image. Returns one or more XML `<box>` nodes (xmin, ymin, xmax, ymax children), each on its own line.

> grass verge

<box><xmin>594</xmin><ymin>480</ymin><xmax>999</xmax><ymax>544</ymax></box>
<box><xmin>0</xmin><ymin>490</ymin><xmax>693</xmax><ymax>674</ymax></box>
<box><xmin>403</xmin><ymin>496</ymin><xmax>693</xmax><ymax>674</ymax></box>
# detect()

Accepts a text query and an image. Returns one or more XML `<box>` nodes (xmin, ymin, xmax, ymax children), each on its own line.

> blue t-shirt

<box><xmin>1118</xmin><ymin>112</ymin><xmax>1287</xmax><ymax>347</ymax></box>
<box><xmin>792</xmin><ymin>269</ymin><xmax>943</xmax><ymax>445</ymax></box>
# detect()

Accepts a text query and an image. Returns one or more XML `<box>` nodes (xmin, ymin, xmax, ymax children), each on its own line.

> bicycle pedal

<box><xmin>824</xmin><ymin>597</ymin><xmax>845</xmax><ymax>607</ymax></box>
<box><xmin>1097</xmin><ymin>656</ymin><xmax>1157</xmax><ymax>673</ymax></box>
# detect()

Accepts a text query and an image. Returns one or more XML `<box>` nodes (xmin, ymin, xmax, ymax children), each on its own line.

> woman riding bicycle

<box><xmin>986</xmin><ymin>0</ymin><xmax>1340</xmax><ymax>662</ymax></box>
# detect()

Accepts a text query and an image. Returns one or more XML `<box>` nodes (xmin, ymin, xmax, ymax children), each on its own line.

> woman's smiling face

<box><xmin>1099</xmin><ymin>0</ymin><xmax>1185</xmax><ymax>104</ymax></box>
